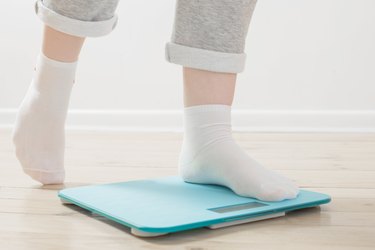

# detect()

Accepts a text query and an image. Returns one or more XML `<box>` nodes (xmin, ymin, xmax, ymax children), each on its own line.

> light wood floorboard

<box><xmin>0</xmin><ymin>130</ymin><xmax>374</xmax><ymax>249</ymax></box>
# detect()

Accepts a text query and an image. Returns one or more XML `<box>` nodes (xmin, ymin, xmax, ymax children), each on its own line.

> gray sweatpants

<box><xmin>36</xmin><ymin>0</ymin><xmax>257</xmax><ymax>73</ymax></box>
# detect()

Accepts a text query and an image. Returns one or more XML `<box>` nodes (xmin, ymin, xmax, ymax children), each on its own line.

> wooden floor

<box><xmin>0</xmin><ymin>129</ymin><xmax>374</xmax><ymax>250</ymax></box>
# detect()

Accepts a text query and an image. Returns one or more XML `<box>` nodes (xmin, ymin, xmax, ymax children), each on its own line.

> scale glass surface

<box><xmin>58</xmin><ymin>176</ymin><xmax>331</xmax><ymax>237</ymax></box>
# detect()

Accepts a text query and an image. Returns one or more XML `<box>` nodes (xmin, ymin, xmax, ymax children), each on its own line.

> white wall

<box><xmin>0</xmin><ymin>0</ymin><xmax>374</xmax><ymax>131</ymax></box>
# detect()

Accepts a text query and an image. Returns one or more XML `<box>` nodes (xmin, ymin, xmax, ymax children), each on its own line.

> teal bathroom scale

<box><xmin>59</xmin><ymin>176</ymin><xmax>331</xmax><ymax>237</ymax></box>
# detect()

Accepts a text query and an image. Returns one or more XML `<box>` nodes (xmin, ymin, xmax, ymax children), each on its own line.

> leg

<box><xmin>166</xmin><ymin>0</ymin><xmax>299</xmax><ymax>201</ymax></box>
<box><xmin>42</xmin><ymin>25</ymin><xmax>85</xmax><ymax>62</ymax></box>
<box><xmin>12</xmin><ymin>0</ymin><xmax>119</xmax><ymax>184</ymax></box>
<box><xmin>183</xmin><ymin>68</ymin><xmax>236</xmax><ymax>106</ymax></box>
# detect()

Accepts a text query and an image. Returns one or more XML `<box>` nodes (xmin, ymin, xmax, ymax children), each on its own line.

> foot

<box><xmin>12</xmin><ymin>54</ymin><xmax>77</xmax><ymax>184</ymax></box>
<box><xmin>179</xmin><ymin>104</ymin><xmax>299</xmax><ymax>201</ymax></box>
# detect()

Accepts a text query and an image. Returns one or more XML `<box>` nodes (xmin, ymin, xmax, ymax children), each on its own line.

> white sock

<box><xmin>179</xmin><ymin>104</ymin><xmax>299</xmax><ymax>201</ymax></box>
<box><xmin>12</xmin><ymin>53</ymin><xmax>77</xmax><ymax>184</ymax></box>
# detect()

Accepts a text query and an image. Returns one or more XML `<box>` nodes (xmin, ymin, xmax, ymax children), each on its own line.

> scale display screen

<box><xmin>208</xmin><ymin>202</ymin><xmax>268</xmax><ymax>213</ymax></box>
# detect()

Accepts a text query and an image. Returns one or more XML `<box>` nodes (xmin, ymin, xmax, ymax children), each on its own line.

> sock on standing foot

<box><xmin>178</xmin><ymin>104</ymin><xmax>299</xmax><ymax>201</ymax></box>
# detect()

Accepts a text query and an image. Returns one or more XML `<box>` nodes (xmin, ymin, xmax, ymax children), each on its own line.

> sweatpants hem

<box><xmin>165</xmin><ymin>42</ymin><xmax>246</xmax><ymax>73</ymax></box>
<box><xmin>35</xmin><ymin>0</ymin><xmax>118</xmax><ymax>37</ymax></box>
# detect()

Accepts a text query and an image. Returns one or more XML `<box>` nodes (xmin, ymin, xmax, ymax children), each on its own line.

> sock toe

<box><xmin>256</xmin><ymin>184</ymin><xmax>288</xmax><ymax>201</ymax></box>
<box><xmin>284</xmin><ymin>181</ymin><xmax>300</xmax><ymax>198</ymax></box>
<box><xmin>284</xmin><ymin>188</ymin><xmax>299</xmax><ymax>200</ymax></box>
<box><xmin>275</xmin><ymin>176</ymin><xmax>300</xmax><ymax>196</ymax></box>
<box><xmin>23</xmin><ymin>168</ymin><xmax>65</xmax><ymax>185</ymax></box>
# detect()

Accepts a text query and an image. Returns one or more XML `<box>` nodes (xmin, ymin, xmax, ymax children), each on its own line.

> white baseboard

<box><xmin>1</xmin><ymin>109</ymin><xmax>375</xmax><ymax>132</ymax></box>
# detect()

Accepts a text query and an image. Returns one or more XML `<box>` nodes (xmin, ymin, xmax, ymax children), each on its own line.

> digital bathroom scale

<box><xmin>58</xmin><ymin>176</ymin><xmax>331</xmax><ymax>237</ymax></box>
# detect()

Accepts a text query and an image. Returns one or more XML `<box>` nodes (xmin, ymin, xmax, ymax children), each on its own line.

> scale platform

<box><xmin>58</xmin><ymin>176</ymin><xmax>331</xmax><ymax>237</ymax></box>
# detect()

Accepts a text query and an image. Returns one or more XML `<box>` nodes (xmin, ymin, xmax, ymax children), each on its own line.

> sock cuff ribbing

<box><xmin>38</xmin><ymin>52</ymin><xmax>78</xmax><ymax>69</ymax></box>
<box><xmin>183</xmin><ymin>104</ymin><xmax>232</xmax><ymax>128</ymax></box>
<box><xmin>184</xmin><ymin>104</ymin><xmax>231</xmax><ymax>114</ymax></box>
<box><xmin>33</xmin><ymin>53</ymin><xmax>78</xmax><ymax>92</ymax></box>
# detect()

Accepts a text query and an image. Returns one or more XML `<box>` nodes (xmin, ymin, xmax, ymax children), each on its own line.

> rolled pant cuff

<box><xmin>35</xmin><ymin>0</ymin><xmax>118</xmax><ymax>37</ymax></box>
<box><xmin>165</xmin><ymin>42</ymin><xmax>247</xmax><ymax>73</ymax></box>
